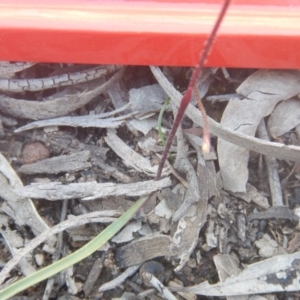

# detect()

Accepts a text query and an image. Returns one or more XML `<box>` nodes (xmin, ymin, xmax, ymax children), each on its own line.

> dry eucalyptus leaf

<box><xmin>15</xmin><ymin>112</ymin><xmax>130</xmax><ymax>133</ymax></box>
<box><xmin>233</xmin><ymin>183</ymin><xmax>270</xmax><ymax>209</ymax></box>
<box><xmin>219</xmin><ymin>70</ymin><xmax>300</xmax><ymax>193</ymax></box>
<box><xmin>138</xmin><ymin>136</ymin><xmax>177</xmax><ymax>154</ymax></box>
<box><xmin>111</xmin><ymin>220</ymin><xmax>142</xmax><ymax>244</ymax></box>
<box><xmin>116</xmin><ymin>234</ymin><xmax>177</xmax><ymax>268</ymax></box>
<box><xmin>105</xmin><ymin>128</ymin><xmax>169</xmax><ymax>176</ymax></box>
<box><xmin>150</xmin><ymin>66</ymin><xmax>300</xmax><ymax>162</ymax></box>
<box><xmin>129</xmin><ymin>84</ymin><xmax>168</xmax><ymax>113</ymax></box>
<box><xmin>154</xmin><ymin>199</ymin><xmax>173</xmax><ymax>220</ymax></box>
<box><xmin>268</xmin><ymin>97</ymin><xmax>300</xmax><ymax>138</ymax></box>
<box><xmin>126</xmin><ymin>117</ymin><xmax>158</xmax><ymax>135</ymax></box>
<box><xmin>218</xmin><ymin>95</ymin><xmax>282</xmax><ymax>193</ymax></box>
<box><xmin>181</xmin><ymin>251</ymin><xmax>300</xmax><ymax>296</ymax></box>
<box><xmin>168</xmin><ymin>281</ymin><xmax>197</xmax><ymax>300</ymax></box>
<box><xmin>109</xmin><ymin>82</ymin><xmax>162</xmax><ymax>135</ymax></box>
<box><xmin>236</xmin><ymin>70</ymin><xmax>300</xmax><ymax>101</ymax></box>
<box><xmin>213</xmin><ymin>254</ymin><xmax>249</xmax><ymax>300</ymax></box>
<box><xmin>172</xmin><ymin>127</ymin><xmax>208</xmax><ymax>271</ymax></box>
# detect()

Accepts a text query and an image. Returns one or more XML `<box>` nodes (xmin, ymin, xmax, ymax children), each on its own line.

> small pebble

<box><xmin>139</xmin><ymin>261</ymin><xmax>165</xmax><ymax>286</ymax></box>
<box><xmin>22</xmin><ymin>141</ymin><xmax>50</xmax><ymax>164</ymax></box>
<box><xmin>35</xmin><ymin>253</ymin><xmax>44</xmax><ymax>266</ymax></box>
<box><xmin>187</xmin><ymin>258</ymin><xmax>197</xmax><ymax>268</ymax></box>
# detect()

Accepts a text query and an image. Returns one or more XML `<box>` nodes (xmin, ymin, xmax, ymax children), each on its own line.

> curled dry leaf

<box><xmin>111</xmin><ymin>220</ymin><xmax>142</xmax><ymax>244</ymax></box>
<box><xmin>150</xmin><ymin>66</ymin><xmax>300</xmax><ymax>162</ymax></box>
<box><xmin>109</xmin><ymin>81</ymin><xmax>160</xmax><ymax>135</ymax></box>
<box><xmin>213</xmin><ymin>254</ymin><xmax>249</xmax><ymax>300</ymax></box>
<box><xmin>15</xmin><ymin>111</ymin><xmax>132</xmax><ymax>133</ymax></box>
<box><xmin>171</xmin><ymin>125</ymin><xmax>200</xmax><ymax>222</ymax></box>
<box><xmin>218</xmin><ymin>70</ymin><xmax>300</xmax><ymax>193</ymax></box>
<box><xmin>268</xmin><ymin>97</ymin><xmax>300</xmax><ymax>138</ymax></box>
<box><xmin>116</xmin><ymin>234</ymin><xmax>177</xmax><ymax>268</ymax></box>
<box><xmin>169</xmin><ymin>124</ymin><xmax>209</xmax><ymax>271</ymax></box>
<box><xmin>129</xmin><ymin>84</ymin><xmax>168</xmax><ymax>114</ymax></box>
<box><xmin>233</xmin><ymin>183</ymin><xmax>269</xmax><ymax>209</ymax></box>
<box><xmin>105</xmin><ymin>128</ymin><xmax>169</xmax><ymax>176</ymax></box>
<box><xmin>237</xmin><ymin>70</ymin><xmax>300</xmax><ymax>101</ymax></box>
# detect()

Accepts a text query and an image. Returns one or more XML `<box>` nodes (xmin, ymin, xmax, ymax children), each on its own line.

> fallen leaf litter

<box><xmin>0</xmin><ymin>62</ymin><xmax>300</xmax><ymax>299</ymax></box>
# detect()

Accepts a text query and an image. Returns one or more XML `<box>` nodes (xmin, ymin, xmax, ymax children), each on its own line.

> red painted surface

<box><xmin>0</xmin><ymin>0</ymin><xmax>299</xmax><ymax>68</ymax></box>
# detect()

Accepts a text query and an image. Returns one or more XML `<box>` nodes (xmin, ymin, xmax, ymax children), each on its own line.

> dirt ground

<box><xmin>0</xmin><ymin>63</ymin><xmax>300</xmax><ymax>299</ymax></box>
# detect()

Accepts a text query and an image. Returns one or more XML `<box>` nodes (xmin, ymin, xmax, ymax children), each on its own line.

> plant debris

<box><xmin>0</xmin><ymin>61</ymin><xmax>300</xmax><ymax>299</ymax></box>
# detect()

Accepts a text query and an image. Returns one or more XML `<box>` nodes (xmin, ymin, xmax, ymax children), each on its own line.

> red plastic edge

<box><xmin>0</xmin><ymin>0</ymin><xmax>299</xmax><ymax>68</ymax></box>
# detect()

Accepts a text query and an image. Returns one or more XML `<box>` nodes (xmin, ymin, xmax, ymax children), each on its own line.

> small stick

<box><xmin>0</xmin><ymin>211</ymin><xmax>119</xmax><ymax>286</ymax></box>
<box><xmin>0</xmin><ymin>65</ymin><xmax>121</xmax><ymax>92</ymax></box>
<box><xmin>156</xmin><ymin>153</ymin><xmax>188</xmax><ymax>188</ymax></box>
<box><xmin>257</xmin><ymin>119</ymin><xmax>284</xmax><ymax>206</ymax></box>
<box><xmin>155</xmin><ymin>0</ymin><xmax>231</xmax><ymax>180</ymax></box>
<box><xmin>83</xmin><ymin>256</ymin><xmax>105</xmax><ymax>296</ymax></box>
<box><xmin>141</xmin><ymin>272</ymin><xmax>177</xmax><ymax>300</ymax></box>
<box><xmin>98</xmin><ymin>265</ymin><xmax>141</xmax><ymax>292</ymax></box>
<box><xmin>42</xmin><ymin>200</ymin><xmax>69</xmax><ymax>300</ymax></box>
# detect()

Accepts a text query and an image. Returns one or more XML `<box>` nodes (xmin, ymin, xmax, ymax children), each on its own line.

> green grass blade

<box><xmin>0</xmin><ymin>196</ymin><xmax>147</xmax><ymax>300</ymax></box>
<box><xmin>158</xmin><ymin>97</ymin><xmax>173</xmax><ymax>160</ymax></box>
<box><xmin>158</xmin><ymin>97</ymin><xmax>170</xmax><ymax>147</ymax></box>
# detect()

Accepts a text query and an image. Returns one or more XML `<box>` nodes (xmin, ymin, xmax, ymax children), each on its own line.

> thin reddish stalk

<box><xmin>155</xmin><ymin>0</ymin><xmax>231</xmax><ymax>181</ymax></box>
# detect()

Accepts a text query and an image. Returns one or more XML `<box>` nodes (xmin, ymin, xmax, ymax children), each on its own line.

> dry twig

<box><xmin>257</xmin><ymin>119</ymin><xmax>284</xmax><ymax>206</ymax></box>
<box><xmin>0</xmin><ymin>210</ymin><xmax>120</xmax><ymax>286</ymax></box>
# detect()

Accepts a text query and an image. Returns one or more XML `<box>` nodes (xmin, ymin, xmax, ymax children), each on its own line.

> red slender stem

<box><xmin>155</xmin><ymin>0</ymin><xmax>231</xmax><ymax>181</ymax></box>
